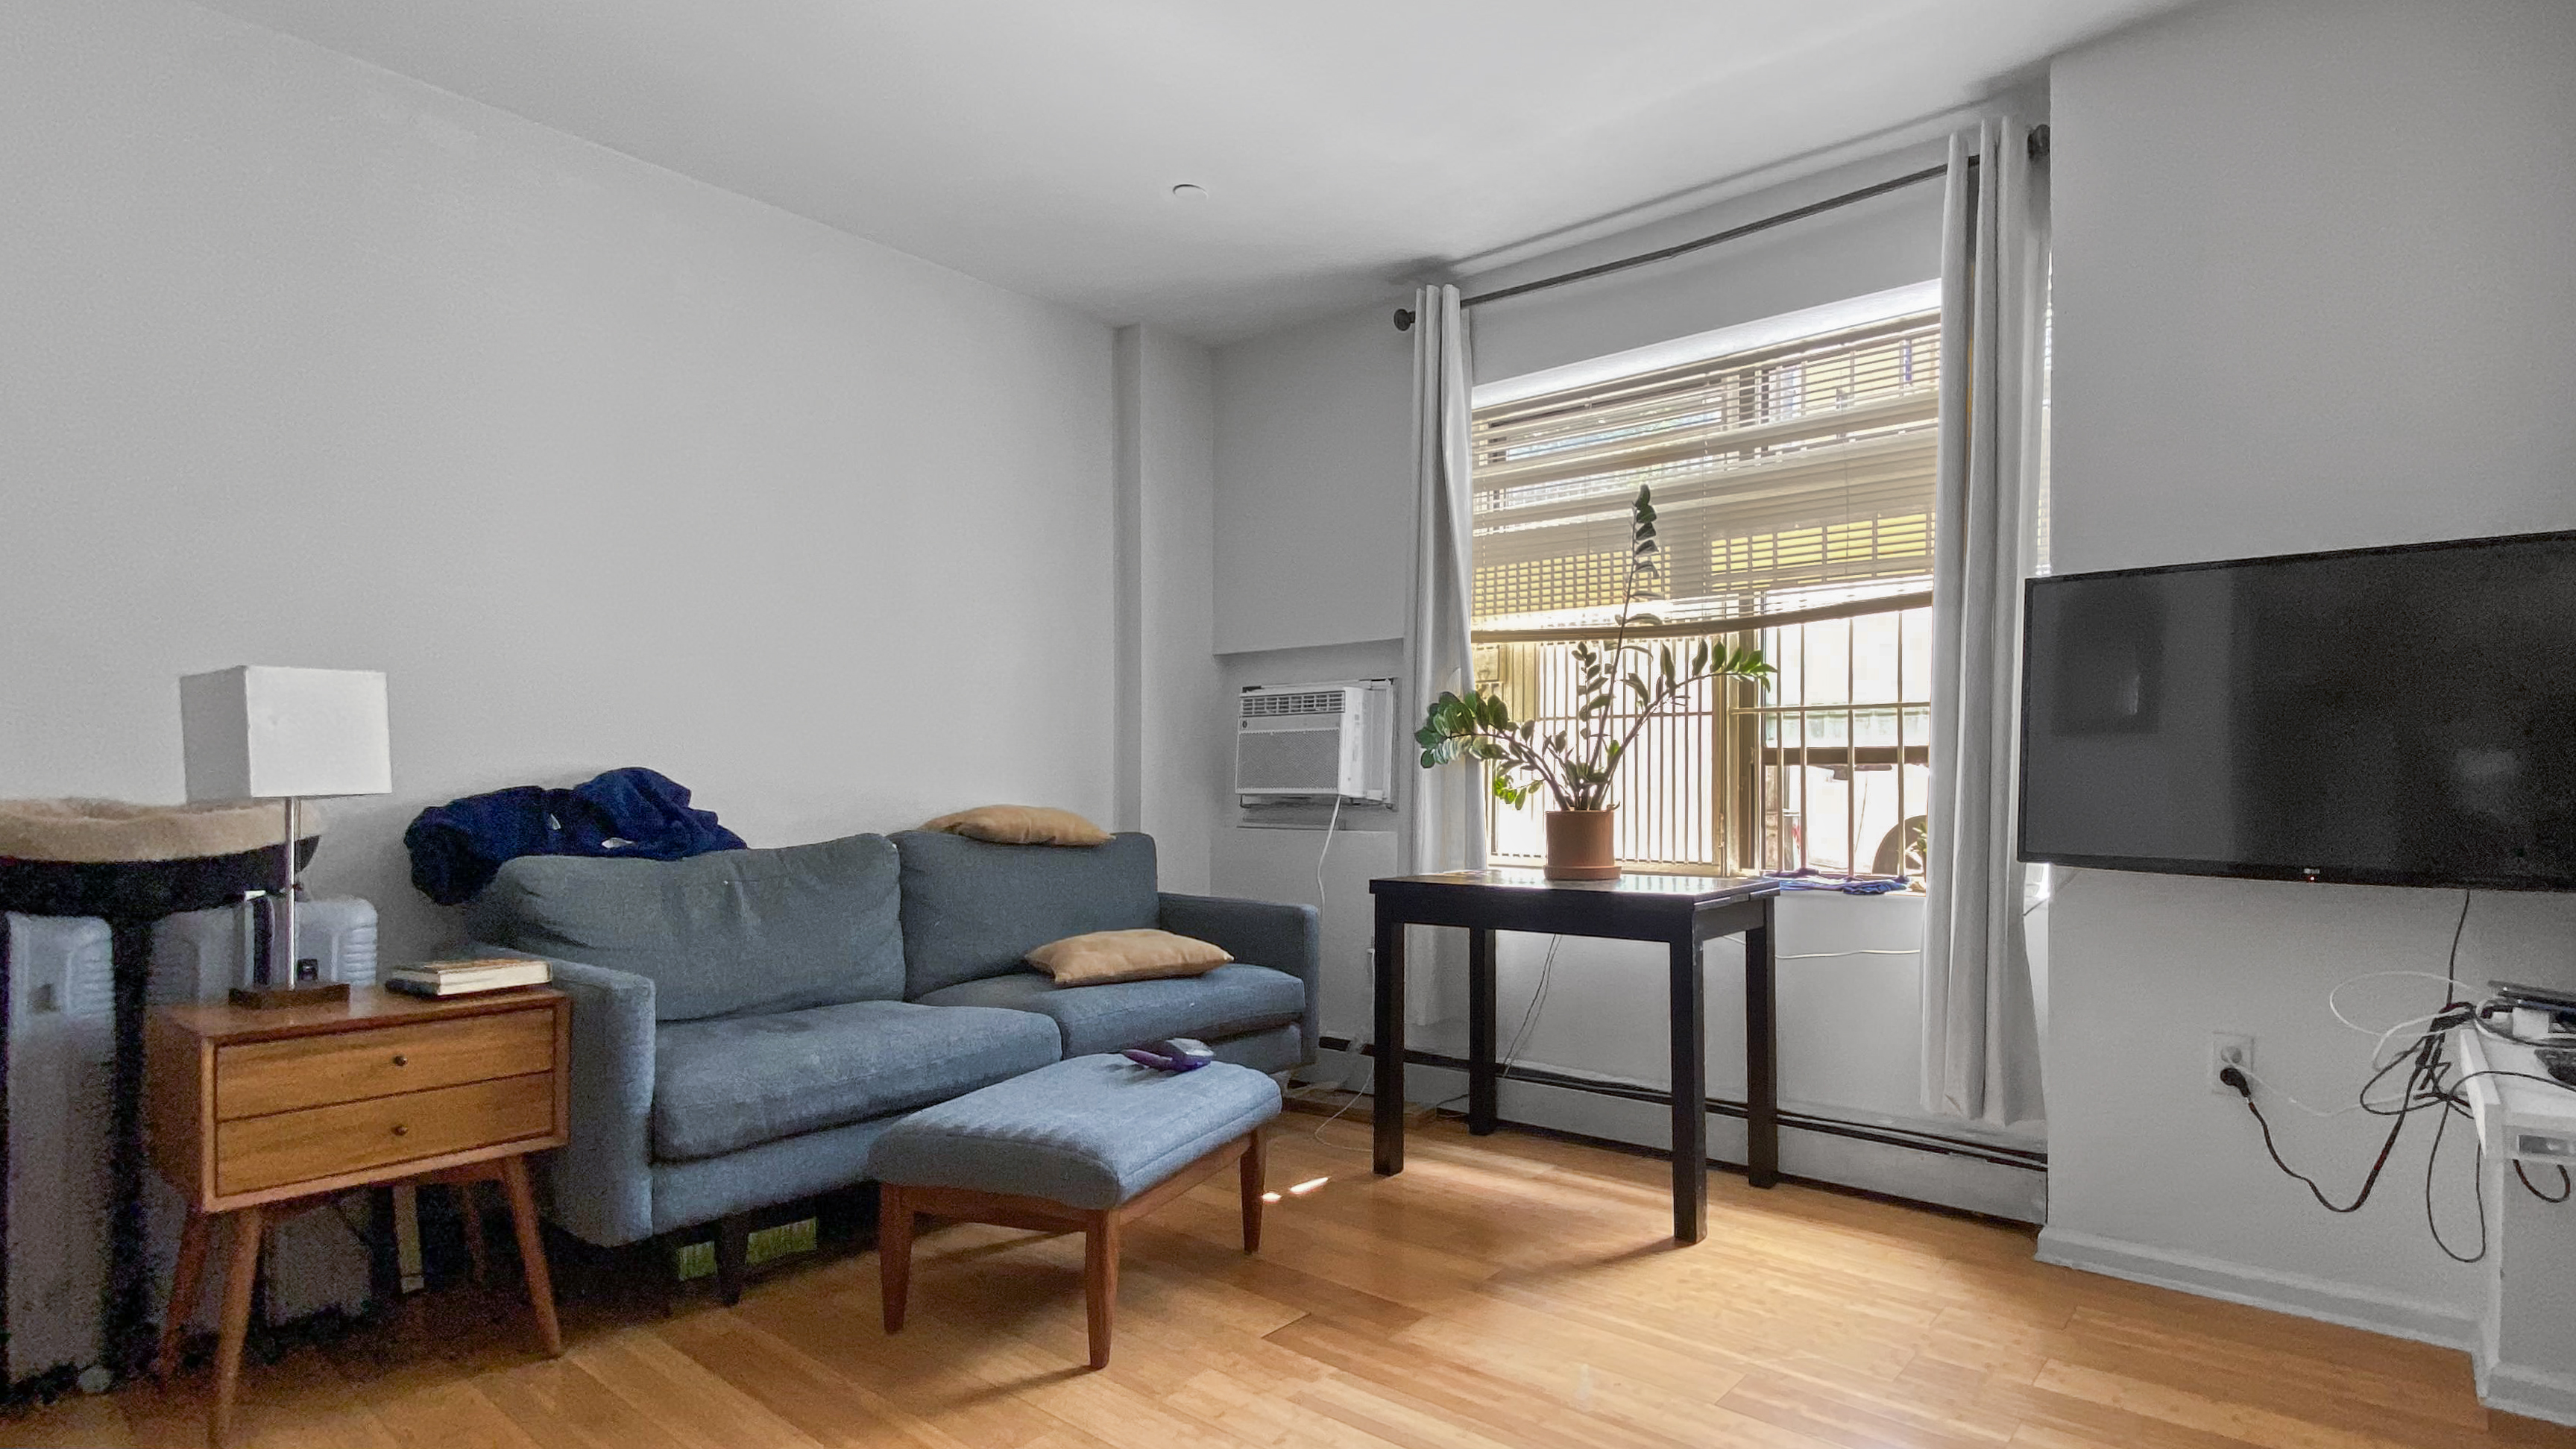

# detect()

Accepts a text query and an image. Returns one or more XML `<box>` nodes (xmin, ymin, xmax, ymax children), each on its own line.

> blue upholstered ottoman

<box><xmin>869</xmin><ymin>1054</ymin><xmax>1282</xmax><ymax>1368</ymax></box>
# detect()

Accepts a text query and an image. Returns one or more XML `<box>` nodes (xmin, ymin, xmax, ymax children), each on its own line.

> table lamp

<box><xmin>179</xmin><ymin>666</ymin><xmax>391</xmax><ymax>1006</ymax></box>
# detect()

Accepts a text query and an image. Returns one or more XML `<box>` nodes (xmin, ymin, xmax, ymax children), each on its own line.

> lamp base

<box><xmin>229</xmin><ymin>981</ymin><xmax>350</xmax><ymax>1011</ymax></box>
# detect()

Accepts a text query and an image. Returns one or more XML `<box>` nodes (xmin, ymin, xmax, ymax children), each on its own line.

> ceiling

<box><xmin>195</xmin><ymin>0</ymin><xmax>2189</xmax><ymax>343</ymax></box>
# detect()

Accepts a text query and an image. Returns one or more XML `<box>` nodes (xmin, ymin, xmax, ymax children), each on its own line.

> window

<box><xmin>1470</xmin><ymin>292</ymin><xmax>1940</xmax><ymax>877</ymax></box>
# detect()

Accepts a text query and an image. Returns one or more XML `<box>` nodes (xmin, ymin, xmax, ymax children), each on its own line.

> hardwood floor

<box><xmin>13</xmin><ymin>1110</ymin><xmax>2573</xmax><ymax>1448</ymax></box>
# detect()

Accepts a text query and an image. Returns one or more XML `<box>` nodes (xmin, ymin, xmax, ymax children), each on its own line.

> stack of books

<box><xmin>385</xmin><ymin>956</ymin><xmax>550</xmax><ymax>998</ymax></box>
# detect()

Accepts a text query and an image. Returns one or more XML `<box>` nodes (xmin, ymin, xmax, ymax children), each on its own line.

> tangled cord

<box><xmin>2223</xmin><ymin>892</ymin><xmax>2576</xmax><ymax>1264</ymax></box>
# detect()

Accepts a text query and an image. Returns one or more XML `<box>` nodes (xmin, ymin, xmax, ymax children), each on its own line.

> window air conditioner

<box><xmin>1235</xmin><ymin>680</ymin><xmax>1393</xmax><ymax>805</ymax></box>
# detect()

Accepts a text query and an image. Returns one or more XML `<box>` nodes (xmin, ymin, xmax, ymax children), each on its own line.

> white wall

<box><xmin>0</xmin><ymin>0</ymin><xmax>1117</xmax><ymax>961</ymax></box>
<box><xmin>2041</xmin><ymin>0</ymin><xmax>2576</xmax><ymax>1342</ymax></box>
<box><xmin>1115</xmin><ymin>325</ymin><xmax>1226</xmax><ymax>895</ymax></box>
<box><xmin>1209</xmin><ymin>307</ymin><xmax>1415</xmax><ymax>656</ymax></box>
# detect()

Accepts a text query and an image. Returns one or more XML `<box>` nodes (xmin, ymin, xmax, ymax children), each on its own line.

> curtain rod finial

<box><xmin>1394</xmin><ymin>307</ymin><xmax>1416</xmax><ymax>332</ymax></box>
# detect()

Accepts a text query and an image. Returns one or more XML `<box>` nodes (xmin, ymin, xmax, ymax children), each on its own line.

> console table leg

<box><xmin>1670</xmin><ymin>930</ymin><xmax>1708</xmax><ymax>1245</ymax></box>
<box><xmin>1467</xmin><ymin>927</ymin><xmax>1497</xmax><ymax>1134</ymax></box>
<box><xmin>1372</xmin><ymin>903</ymin><xmax>1406</xmax><ymax>1176</ymax></box>
<box><xmin>1745</xmin><ymin>899</ymin><xmax>1779</xmax><ymax>1189</ymax></box>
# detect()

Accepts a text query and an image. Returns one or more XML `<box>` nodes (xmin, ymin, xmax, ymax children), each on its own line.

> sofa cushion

<box><xmin>649</xmin><ymin>1000</ymin><xmax>1059</xmax><ymax>1162</ymax></box>
<box><xmin>1026</xmin><ymin>928</ymin><xmax>1229</xmax><ymax>985</ymax></box>
<box><xmin>892</xmin><ymin>830</ymin><xmax>1159</xmax><ymax>999</ymax></box>
<box><xmin>870</xmin><ymin>1054</ymin><xmax>1283</xmax><ymax>1210</ymax></box>
<box><xmin>468</xmin><ymin>833</ymin><xmax>904</xmax><ymax>1022</ymax></box>
<box><xmin>919</xmin><ymin>804</ymin><xmax>1111</xmax><ymax>847</ymax></box>
<box><xmin>913</xmin><ymin>964</ymin><xmax>1304</xmax><ymax>1057</ymax></box>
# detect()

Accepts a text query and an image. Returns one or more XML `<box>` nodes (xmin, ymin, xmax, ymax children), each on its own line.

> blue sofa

<box><xmin>463</xmin><ymin>828</ymin><xmax>1315</xmax><ymax>1295</ymax></box>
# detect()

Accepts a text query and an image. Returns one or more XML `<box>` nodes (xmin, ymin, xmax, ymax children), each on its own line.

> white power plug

<box><xmin>2210</xmin><ymin>1032</ymin><xmax>2255</xmax><ymax>1095</ymax></box>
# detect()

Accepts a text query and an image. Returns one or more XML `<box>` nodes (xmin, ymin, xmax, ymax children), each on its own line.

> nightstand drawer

<box><xmin>215</xmin><ymin>1008</ymin><xmax>555</xmax><ymax>1120</ymax></box>
<box><xmin>215</xmin><ymin>1074</ymin><xmax>555</xmax><ymax>1197</ymax></box>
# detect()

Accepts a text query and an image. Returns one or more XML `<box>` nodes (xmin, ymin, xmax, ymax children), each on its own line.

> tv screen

<box><xmin>2018</xmin><ymin>530</ymin><xmax>2576</xmax><ymax>890</ymax></box>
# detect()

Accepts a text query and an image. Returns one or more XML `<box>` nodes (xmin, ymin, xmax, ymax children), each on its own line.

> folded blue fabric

<box><xmin>403</xmin><ymin>765</ymin><xmax>745</xmax><ymax>905</ymax></box>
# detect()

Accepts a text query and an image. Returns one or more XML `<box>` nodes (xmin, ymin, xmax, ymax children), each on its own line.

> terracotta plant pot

<box><xmin>1543</xmin><ymin>808</ymin><xmax>1620</xmax><ymax>881</ymax></box>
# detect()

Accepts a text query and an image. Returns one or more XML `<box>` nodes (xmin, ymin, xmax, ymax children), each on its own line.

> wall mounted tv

<box><xmin>2018</xmin><ymin>530</ymin><xmax>2576</xmax><ymax>891</ymax></box>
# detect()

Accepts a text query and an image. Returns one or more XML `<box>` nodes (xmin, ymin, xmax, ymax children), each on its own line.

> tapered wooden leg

<box><xmin>497</xmin><ymin>1157</ymin><xmax>563</xmax><ymax>1357</ymax></box>
<box><xmin>713</xmin><ymin>1211</ymin><xmax>749</xmax><ymax>1307</ymax></box>
<box><xmin>210</xmin><ymin>1206</ymin><xmax>264</xmax><ymax>1448</ymax></box>
<box><xmin>157</xmin><ymin>1209</ymin><xmax>211</xmax><ymax>1382</ymax></box>
<box><xmin>456</xmin><ymin>1183</ymin><xmax>491</xmax><ymax>1285</ymax></box>
<box><xmin>1238</xmin><ymin>1131</ymin><xmax>1265</xmax><ymax>1253</ymax></box>
<box><xmin>1083</xmin><ymin>1210</ymin><xmax>1119</xmax><ymax>1370</ymax></box>
<box><xmin>878</xmin><ymin>1186</ymin><xmax>912</xmax><ymax>1333</ymax></box>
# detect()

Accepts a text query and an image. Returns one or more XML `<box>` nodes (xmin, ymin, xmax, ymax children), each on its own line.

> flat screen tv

<box><xmin>2018</xmin><ymin>530</ymin><xmax>2576</xmax><ymax>891</ymax></box>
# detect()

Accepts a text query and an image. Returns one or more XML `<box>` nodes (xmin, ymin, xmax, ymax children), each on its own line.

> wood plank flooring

<box><xmin>11</xmin><ymin>1111</ymin><xmax>2572</xmax><ymax>1449</ymax></box>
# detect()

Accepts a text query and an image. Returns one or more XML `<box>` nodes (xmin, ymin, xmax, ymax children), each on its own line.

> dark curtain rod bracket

<box><xmin>1394</xmin><ymin>125</ymin><xmax>2043</xmax><ymax>332</ymax></box>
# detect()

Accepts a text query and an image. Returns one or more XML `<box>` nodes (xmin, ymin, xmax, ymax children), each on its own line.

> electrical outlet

<box><xmin>2210</xmin><ymin>1032</ymin><xmax>2254</xmax><ymax>1095</ymax></box>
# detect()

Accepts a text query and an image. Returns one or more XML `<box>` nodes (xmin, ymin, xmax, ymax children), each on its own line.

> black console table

<box><xmin>1367</xmin><ymin>869</ymin><xmax>1780</xmax><ymax>1244</ymax></box>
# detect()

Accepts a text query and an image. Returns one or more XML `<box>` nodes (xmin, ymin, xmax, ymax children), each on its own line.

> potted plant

<box><xmin>1415</xmin><ymin>485</ymin><xmax>1774</xmax><ymax>880</ymax></box>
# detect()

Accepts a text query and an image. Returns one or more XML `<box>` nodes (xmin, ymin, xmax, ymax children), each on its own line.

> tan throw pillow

<box><xmin>1025</xmin><ymin>928</ymin><xmax>1231</xmax><ymax>986</ymax></box>
<box><xmin>919</xmin><ymin>805</ymin><xmax>1112</xmax><ymax>847</ymax></box>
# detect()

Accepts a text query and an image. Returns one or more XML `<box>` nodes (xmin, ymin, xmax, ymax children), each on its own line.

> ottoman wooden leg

<box><xmin>1240</xmin><ymin>1129</ymin><xmax>1265</xmax><ymax>1253</ymax></box>
<box><xmin>879</xmin><ymin>1186</ymin><xmax>913</xmax><ymax>1334</ymax></box>
<box><xmin>1083</xmin><ymin>1210</ymin><xmax>1119</xmax><ymax>1370</ymax></box>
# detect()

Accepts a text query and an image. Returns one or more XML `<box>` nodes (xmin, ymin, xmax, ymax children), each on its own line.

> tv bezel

<box><xmin>2015</xmin><ymin>527</ymin><xmax>2576</xmax><ymax>893</ymax></box>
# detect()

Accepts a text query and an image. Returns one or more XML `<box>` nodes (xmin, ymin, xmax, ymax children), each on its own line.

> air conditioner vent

<box><xmin>1240</xmin><ymin>690</ymin><xmax>1346</xmax><ymax>719</ymax></box>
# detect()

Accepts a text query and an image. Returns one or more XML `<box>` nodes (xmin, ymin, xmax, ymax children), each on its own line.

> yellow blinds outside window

<box><xmin>1470</xmin><ymin>308</ymin><xmax>1941</xmax><ymax>638</ymax></box>
<box><xmin>1470</xmin><ymin>301</ymin><xmax>1942</xmax><ymax>875</ymax></box>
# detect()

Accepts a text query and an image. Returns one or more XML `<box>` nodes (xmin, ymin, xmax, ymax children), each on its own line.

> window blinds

<box><xmin>1470</xmin><ymin>309</ymin><xmax>1940</xmax><ymax>637</ymax></box>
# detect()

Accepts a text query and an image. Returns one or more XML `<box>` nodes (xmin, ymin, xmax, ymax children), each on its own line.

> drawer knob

<box><xmin>391</xmin><ymin>1054</ymin><xmax>409</xmax><ymax>1067</ymax></box>
<box><xmin>391</xmin><ymin>1124</ymin><xmax>409</xmax><ymax>1137</ymax></box>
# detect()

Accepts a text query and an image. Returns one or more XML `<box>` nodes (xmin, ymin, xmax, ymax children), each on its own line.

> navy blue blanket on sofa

<box><xmin>405</xmin><ymin>766</ymin><xmax>746</xmax><ymax>905</ymax></box>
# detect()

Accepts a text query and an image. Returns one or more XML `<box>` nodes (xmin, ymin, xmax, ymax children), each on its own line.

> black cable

<box><xmin>2516</xmin><ymin>1162</ymin><xmax>2575</xmax><ymax>1203</ymax></box>
<box><xmin>2232</xmin><ymin>1034</ymin><xmax>2440</xmax><ymax>1214</ymax></box>
<box><xmin>2445</xmin><ymin>889</ymin><xmax>2473</xmax><ymax>993</ymax></box>
<box><xmin>2422</xmin><ymin>1078</ymin><xmax>2486</xmax><ymax>1263</ymax></box>
<box><xmin>2229</xmin><ymin>891</ymin><xmax>2564</xmax><ymax>1257</ymax></box>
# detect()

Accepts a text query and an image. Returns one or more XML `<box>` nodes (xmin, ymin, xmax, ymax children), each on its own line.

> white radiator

<box><xmin>4</xmin><ymin>914</ymin><xmax>116</xmax><ymax>1383</ymax></box>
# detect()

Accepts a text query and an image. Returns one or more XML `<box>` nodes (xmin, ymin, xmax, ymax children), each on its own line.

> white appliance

<box><xmin>145</xmin><ymin>899</ymin><xmax>380</xmax><ymax>1334</ymax></box>
<box><xmin>5</xmin><ymin>914</ymin><xmax>115</xmax><ymax>1383</ymax></box>
<box><xmin>1235</xmin><ymin>680</ymin><xmax>1394</xmax><ymax>805</ymax></box>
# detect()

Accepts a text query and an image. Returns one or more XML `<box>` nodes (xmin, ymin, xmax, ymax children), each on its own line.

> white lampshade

<box><xmin>180</xmin><ymin>666</ymin><xmax>392</xmax><ymax>802</ymax></box>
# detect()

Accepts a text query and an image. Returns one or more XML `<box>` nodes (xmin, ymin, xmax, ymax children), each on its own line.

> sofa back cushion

<box><xmin>892</xmin><ymin>829</ymin><xmax>1159</xmax><ymax>999</ymax></box>
<box><xmin>467</xmin><ymin>833</ymin><xmax>904</xmax><ymax>1021</ymax></box>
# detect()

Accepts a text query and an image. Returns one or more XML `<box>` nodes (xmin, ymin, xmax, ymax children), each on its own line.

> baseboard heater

<box><xmin>1314</xmin><ymin>1034</ymin><xmax>2047</xmax><ymax>1173</ymax></box>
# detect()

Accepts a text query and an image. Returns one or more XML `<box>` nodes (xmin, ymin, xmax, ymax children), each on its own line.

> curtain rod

<box><xmin>1396</xmin><ymin>125</ymin><xmax>2044</xmax><ymax>331</ymax></box>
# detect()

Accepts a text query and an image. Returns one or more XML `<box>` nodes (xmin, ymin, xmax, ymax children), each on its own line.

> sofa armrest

<box><xmin>1158</xmin><ymin>893</ymin><xmax>1320</xmax><ymax>1065</ymax></box>
<box><xmin>476</xmin><ymin>946</ymin><xmax>657</xmax><ymax>1247</ymax></box>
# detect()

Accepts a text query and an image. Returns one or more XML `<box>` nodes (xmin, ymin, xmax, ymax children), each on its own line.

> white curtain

<box><xmin>1923</xmin><ymin>120</ymin><xmax>2049</xmax><ymax>1128</ymax></box>
<box><xmin>1402</xmin><ymin>283</ymin><xmax>1484</xmax><ymax>1026</ymax></box>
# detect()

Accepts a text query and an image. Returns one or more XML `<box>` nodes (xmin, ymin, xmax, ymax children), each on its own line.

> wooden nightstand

<box><xmin>145</xmin><ymin>985</ymin><xmax>570</xmax><ymax>1445</ymax></box>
